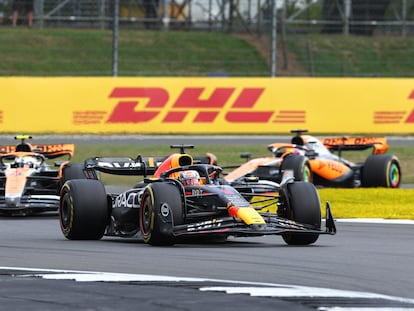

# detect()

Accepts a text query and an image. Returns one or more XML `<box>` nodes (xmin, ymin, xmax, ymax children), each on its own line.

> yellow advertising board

<box><xmin>1</xmin><ymin>77</ymin><xmax>414</xmax><ymax>134</ymax></box>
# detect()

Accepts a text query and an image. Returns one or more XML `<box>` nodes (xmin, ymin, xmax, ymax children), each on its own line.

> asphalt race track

<box><xmin>0</xmin><ymin>216</ymin><xmax>414</xmax><ymax>310</ymax></box>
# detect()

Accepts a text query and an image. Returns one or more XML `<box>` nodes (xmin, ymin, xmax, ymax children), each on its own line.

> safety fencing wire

<box><xmin>1</xmin><ymin>0</ymin><xmax>414</xmax><ymax>77</ymax></box>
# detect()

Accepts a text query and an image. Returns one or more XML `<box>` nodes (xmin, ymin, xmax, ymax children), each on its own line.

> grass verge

<box><xmin>0</xmin><ymin>28</ymin><xmax>268</xmax><ymax>76</ymax></box>
<box><xmin>319</xmin><ymin>188</ymin><xmax>414</xmax><ymax>220</ymax></box>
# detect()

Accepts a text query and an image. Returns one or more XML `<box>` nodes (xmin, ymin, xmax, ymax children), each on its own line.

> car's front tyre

<box><xmin>280</xmin><ymin>181</ymin><xmax>321</xmax><ymax>245</ymax></box>
<box><xmin>59</xmin><ymin>179</ymin><xmax>109</xmax><ymax>240</ymax></box>
<box><xmin>140</xmin><ymin>182</ymin><xmax>184</xmax><ymax>246</ymax></box>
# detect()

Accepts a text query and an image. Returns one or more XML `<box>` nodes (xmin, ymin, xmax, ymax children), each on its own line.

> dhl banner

<box><xmin>1</xmin><ymin>77</ymin><xmax>414</xmax><ymax>134</ymax></box>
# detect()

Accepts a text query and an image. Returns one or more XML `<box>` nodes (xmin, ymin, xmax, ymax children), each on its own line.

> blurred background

<box><xmin>1</xmin><ymin>0</ymin><xmax>414</xmax><ymax>77</ymax></box>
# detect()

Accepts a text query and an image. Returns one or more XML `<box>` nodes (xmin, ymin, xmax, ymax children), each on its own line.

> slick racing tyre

<box><xmin>140</xmin><ymin>182</ymin><xmax>184</xmax><ymax>246</ymax></box>
<box><xmin>361</xmin><ymin>154</ymin><xmax>401</xmax><ymax>188</ymax></box>
<box><xmin>281</xmin><ymin>155</ymin><xmax>313</xmax><ymax>182</ymax></box>
<box><xmin>60</xmin><ymin>163</ymin><xmax>88</xmax><ymax>190</ymax></box>
<box><xmin>59</xmin><ymin>179</ymin><xmax>109</xmax><ymax>240</ymax></box>
<box><xmin>62</xmin><ymin>163</ymin><xmax>87</xmax><ymax>180</ymax></box>
<box><xmin>281</xmin><ymin>182</ymin><xmax>321</xmax><ymax>245</ymax></box>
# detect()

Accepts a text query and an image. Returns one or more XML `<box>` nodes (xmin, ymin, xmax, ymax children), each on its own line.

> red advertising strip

<box><xmin>373</xmin><ymin>111</ymin><xmax>406</xmax><ymax>124</ymax></box>
<box><xmin>73</xmin><ymin>111</ymin><xmax>107</xmax><ymax>125</ymax></box>
<box><xmin>273</xmin><ymin>111</ymin><xmax>306</xmax><ymax>123</ymax></box>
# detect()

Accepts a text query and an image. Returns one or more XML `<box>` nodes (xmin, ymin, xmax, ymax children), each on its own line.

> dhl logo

<box><xmin>71</xmin><ymin>87</ymin><xmax>304</xmax><ymax>124</ymax></box>
<box><xmin>106</xmin><ymin>87</ymin><xmax>276</xmax><ymax>123</ymax></box>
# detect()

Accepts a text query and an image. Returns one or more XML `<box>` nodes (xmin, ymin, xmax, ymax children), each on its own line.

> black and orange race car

<box><xmin>59</xmin><ymin>145</ymin><xmax>336</xmax><ymax>246</ymax></box>
<box><xmin>225</xmin><ymin>130</ymin><xmax>401</xmax><ymax>188</ymax></box>
<box><xmin>0</xmin><ymin>135</ymin><xmax>86</xmax><ymax>216</ymax></box>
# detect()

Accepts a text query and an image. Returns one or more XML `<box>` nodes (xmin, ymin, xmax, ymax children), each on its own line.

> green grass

<box><xmin>0</xmin><ymin>29</ymin><xmax>112</xmax><ymax>75</ymax></box>
<box><xmin>319</xmin><ymin>188</ymin><xmax>414</xmax><ymax>219</ymax></box>
<box><xmin>2</xmin><ymin>28</ymin><xmax>414</xmax><ymax>76</ymax></box>
<box><xmin>0</xmin><ymin>28</ymin><xmax>268</xmax><ymax>76</ymax></box>
<box><xmin>286</xmin><ymin>34</ymin><xmax>414</xmax><ymax>76</ymax></box>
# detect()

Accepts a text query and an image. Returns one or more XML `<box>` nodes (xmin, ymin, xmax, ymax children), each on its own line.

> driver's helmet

<box><xmin>179</xmin><ymin>170</ymin><xmax>200</xmax><ymax>186</ymax></box>
<box><xmin>305</xmin><ymin>138</ymin><xmax>319</xmax><ymax>150</ymax></box>
<box><xmin>14</xmin><ymin>156</ymin><xmax>35</xmax><ymax>168</ymax></box>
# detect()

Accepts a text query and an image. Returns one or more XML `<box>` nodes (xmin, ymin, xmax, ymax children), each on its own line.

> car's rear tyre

<box><xmin>62</xmin><ymin>163</ymin><xmax>86</xmax><ymax>180</ymax></box>
<box><xmin>362</xmin><ymin>154</ymin><xmax>401</xmax><ymax>188</ymax></box>
<box><xmin>60</xmin><ymin>163</ymin><xmax>88</xmax><ymax>190</ymax></box>
<box><xmin>281</xmin><ymin>182</ymin><xmax>321</xmax><ymax>245</ymax></box>
<box><xmin>281</xmin><ymin>155</ymin><xmax>313</xmax><ymax>182</ymax></box>
<box><xmin>140</xmin><ymin>182</ymin><xmax>184</xmax><ymax>246</ymax></box>
<box><xmin>59</xmin><ymin>179</ymin><xmax>109</xmax><ymax>240</ymax></box>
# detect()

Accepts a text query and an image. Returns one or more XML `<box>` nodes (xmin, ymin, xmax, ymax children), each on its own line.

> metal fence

<box><xmin>2</xmin><ymin>0</ymin><xmax>414</xmax><ymax>77</ymax></box>
<box><xmin>1</xmin><ymin>0</ymin><xmax>409</xmax><ymax>34</ymax></box>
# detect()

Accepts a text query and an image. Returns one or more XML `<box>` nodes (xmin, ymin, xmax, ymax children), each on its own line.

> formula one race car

<box><xmin>0</xmin><ymin>135</ymin><xmax>86</xmax><ymax>216</ymax></box>
<box><xmin>59</xmin><ymin>145</ymin><xmax>336</xmax><ymax>246</ymax></box>
<box><xmin>225</xmin><ymin>129</ymin><xmax>401</xmax><ymax>188</ymax></box>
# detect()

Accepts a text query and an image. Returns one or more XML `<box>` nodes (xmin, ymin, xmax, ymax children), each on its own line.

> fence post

<box><xmin>112</xmin><ymin>0</ymin><xmax>119</xmax><ymax>77</ymax></box>
<box><xmin>35</xmin><ymin>0</ymin><xmax>44</xmax><ymax>28</ymax></box>
<box><xmin>270</xmin><ymin>0</ymin><xmax>277</xmax><ymax>77</ymax></box>
<box><xmin>343</xmin><ymin>0</ymin><xmax>351</xmax><ymax>36</ymax></box>
<box><xmin>401</xmin><ymin>0</ymin><xmax>407</xmax><ymax>37</ymax></box>
<box><xmin>256</xmin><ymin>0</ymin><xmax>262</xmax><ymax>37</ymax></box>
<box><xmin>208</xmin><ymin>0</ymin><xmax>213</xmax><ymax>31</ymax></box>
<box><xmin>99</xmin><ymin>0</ymin><xmax>106</xmax><ymax>30</ymax></box>
<box><xmin>162</xmin><ymin>0</ymin><xmax>170</xmax><ymax>30</ymax></box>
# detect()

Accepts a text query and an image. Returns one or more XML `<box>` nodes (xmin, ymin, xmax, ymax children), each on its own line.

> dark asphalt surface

<box><xmin>0</xmin><ymin>218</ymin><xmax>414</xmax><ymax>310</ymax></box>
<box><xmin>0</xmin><ymin>270</ymin><xmax>304</xmax><ymax>311</ymax></box>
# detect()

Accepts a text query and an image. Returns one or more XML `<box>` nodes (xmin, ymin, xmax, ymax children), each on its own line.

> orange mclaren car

<box><xmin>225</xmin><ymin>130</ymin><xmax>401</xmax><ymax>188</ymax></box>
<box><xmin>0</xmin><ymin>135</ymin><xmax>85</xmax><ymax>216</ymax></box>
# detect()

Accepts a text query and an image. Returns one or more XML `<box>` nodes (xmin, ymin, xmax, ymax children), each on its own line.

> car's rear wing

<box><xmin>320</xmin><ymin>137</ymin><xmax>388</xmax><ymax>154</ymax></box>
<box><xmin>0</xmin><ymin>144</ymin><xmax>75</xmax><ymax>159</ymax></box>
<box><xmin>83</xmin><ymin>152</ymin><xmax>216</xmax><ymax>176</ymax></box>
<box><xmin>84</xmin><ymin>156</ymin><xmax>164</xmax><ymax>176</ymax></box>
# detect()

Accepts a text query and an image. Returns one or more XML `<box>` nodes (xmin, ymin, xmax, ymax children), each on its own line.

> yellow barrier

<box><xmin>1</xmin><ymin>77</ymin><xmax>414</xmax><ymax>134</ymax></box>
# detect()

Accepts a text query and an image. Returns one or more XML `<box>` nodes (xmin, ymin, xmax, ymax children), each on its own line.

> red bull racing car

<box><xmin>225</xmin><ymin>130</ymin><xmax>401</xmax><ymax>188</ymax></box>
<box><xmin>59</xmin><ymin>145</ymin><xmax>336</xmax><ymax>246</ymax></box>
<box><xmin>0</xmin><ymin>135</ymin><xmax>86</xmax><ymax>216</ymax></box>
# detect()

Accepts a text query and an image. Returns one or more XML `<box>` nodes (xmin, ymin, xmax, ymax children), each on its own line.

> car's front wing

<box><xmin>0</xmin><ymin>195</ymin><xmax>59</xmax><ymax>215</ymax></box>
<box><xmin>172</xmin><ymin>203</ymin><xmax>336</xmax><ymax>237</ymax></box>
